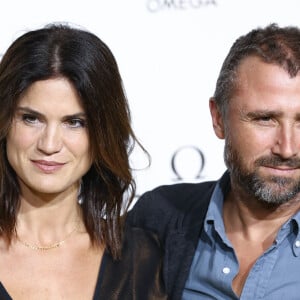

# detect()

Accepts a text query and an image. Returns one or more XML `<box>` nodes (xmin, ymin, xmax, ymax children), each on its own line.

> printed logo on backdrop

<box><xmin>171</xmin><ymin>145</ymin><xmax>205</xmax><ymax>181</ymax></box>
<box><xmin>147</xmin><ymin>0</ymin><xmax>217</xmax><ymax>12</ymax></box>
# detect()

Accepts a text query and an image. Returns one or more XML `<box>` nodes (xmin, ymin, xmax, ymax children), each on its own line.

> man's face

<box><xmin>210</xmin><ymin>56</ymin><xmax>300</xmax><ymax>204</ymax></box>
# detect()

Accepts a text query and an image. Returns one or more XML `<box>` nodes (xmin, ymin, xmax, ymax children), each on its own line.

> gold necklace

<box><xmin>15</xmin><ymin>221</ymin><xmax>80</xmax><ymax>251</ymax></box>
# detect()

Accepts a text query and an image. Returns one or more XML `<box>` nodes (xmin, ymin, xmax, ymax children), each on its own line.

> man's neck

<box><xmin>223</xmin><ymin>185</ymin><xmax>300</xmax><ymax>243</ymax></box>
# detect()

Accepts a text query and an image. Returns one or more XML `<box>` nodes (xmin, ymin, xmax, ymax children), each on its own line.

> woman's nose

<box><xmin>37</xmin><ymin>124</ymin><xmax>63</xmax><ymax>154</ymax></box>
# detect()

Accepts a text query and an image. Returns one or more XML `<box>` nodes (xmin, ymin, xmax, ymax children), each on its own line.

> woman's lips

<box><xmin>31</xmin><ymin>160</ymin><xmax>65</xmax><ymax>173</ymax></box>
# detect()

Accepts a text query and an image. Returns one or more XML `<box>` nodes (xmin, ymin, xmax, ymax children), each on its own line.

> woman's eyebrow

<box><xmin>16</xmin><ymin>106</ymin><xmax>86</xmax><ymax>119</ymax></box>
<box><xmin>63</xmin><ymin>112</ymin><xmax>87</xmax><ymax>119</ymax></box>
<box><xmin>15</xmin><ymin>106</ymin><xmax>43</xmax><ymax>118</ymax></box>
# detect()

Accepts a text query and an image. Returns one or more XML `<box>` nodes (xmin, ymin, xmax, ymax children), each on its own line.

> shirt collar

<box><xmin>204</xmin><ymin>171</ymin><xmax>230</xmax><ymax>241</ymax></box>
<box><xmin>205</xmin><ymin>171</ymin><xmax>230</xmax><ymax>222</ymax></box>
<box><xmin>279</xmin><ymin>211</ymin><xmax>300</xmax><ymax>256</ymax></box>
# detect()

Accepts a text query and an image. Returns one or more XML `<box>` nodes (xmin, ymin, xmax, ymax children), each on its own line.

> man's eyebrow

<box><xmin>245</xmin><ymin>110</ymin><xmax>300</xmax><ymax>120</ymax></box>
<box><xmin>245</xmin><ymin>110</ymin><xmax>282</xmax><ymax>118</ymax></box>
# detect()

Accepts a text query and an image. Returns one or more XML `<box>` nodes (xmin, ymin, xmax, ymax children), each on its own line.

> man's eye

<box><xmin>66</xmin><ymin>118</ymin><xmax>86</xmax><ymax>128</ymax></box>
<box><xmin>252</xmin><ymin>115</ymin><xmax>273</xmax><ymax>123</ymax></box>
<box><xmin>258</xmin><ymin>116</ymin><xmax>272</xmax><ymax>121</ymax></box>
<box><xmin>253</xmin><ymin>116</ymin><xmax>276</xmax><ymax>126</ymax></box>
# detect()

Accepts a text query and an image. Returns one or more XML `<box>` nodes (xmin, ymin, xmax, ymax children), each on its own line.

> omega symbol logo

<box><xmin>171</xmin><ymin>145</ymin><xmax>205</xmax><ymax>181</ymax></box>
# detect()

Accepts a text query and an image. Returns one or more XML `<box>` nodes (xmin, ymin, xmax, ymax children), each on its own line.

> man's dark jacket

<box><xmin>128</xmin><ymin>174</ymin><xmax>230</xmax><ymax>300</ymax></box>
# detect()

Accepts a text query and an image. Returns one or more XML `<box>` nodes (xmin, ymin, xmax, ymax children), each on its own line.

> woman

<box><xmin>0</xmin><ymin>24</ymin><xmax>166</xmax><ymax>299</ymax></box>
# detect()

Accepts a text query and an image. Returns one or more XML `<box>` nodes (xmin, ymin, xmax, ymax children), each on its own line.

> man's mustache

<box><xmin>255</xmin><ymin>156</ymin><xmax>300</xmax><ymax>168</ymax></box>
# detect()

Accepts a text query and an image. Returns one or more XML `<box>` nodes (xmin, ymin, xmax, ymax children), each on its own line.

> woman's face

<box><xmin>6</xmin><ymin>78</ymin><xmax>92</xmax><ymax>197</ymax></box>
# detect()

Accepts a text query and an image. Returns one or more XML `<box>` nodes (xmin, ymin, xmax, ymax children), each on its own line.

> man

<box><xmin>128</xmin><ymin>24</ymin><xmax>300</xmax><ymax>299</ymax></box>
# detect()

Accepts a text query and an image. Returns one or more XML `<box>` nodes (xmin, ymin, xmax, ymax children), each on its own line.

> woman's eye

<box><xmin>66</xmin><ymin>118</ymin><xmax>86</xmax><ymax>128</ymax></box>
<box><xmin>22</xmin><ymin>114</ymin><xmax>39</xmax><ymax>124</ymax></box>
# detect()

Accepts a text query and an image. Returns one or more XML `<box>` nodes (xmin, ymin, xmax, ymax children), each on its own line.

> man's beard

<box><xmin>224</xmin><ymin>139</ymin><xmax>300</xmax><ymax>205</ymax></box>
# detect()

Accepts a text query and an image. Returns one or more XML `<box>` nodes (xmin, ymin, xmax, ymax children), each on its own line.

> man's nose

<box><xmin>271</xmin><ymin>124</ymin><xmax>299</xmax><ymax>159</ymax></box>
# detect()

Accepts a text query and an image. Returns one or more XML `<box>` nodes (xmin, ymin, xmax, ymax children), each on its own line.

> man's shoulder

<box><xmin>127</xmin><ymin>180</ymin><xmax>217</xmax><ymax>235</ymax></box>
<box><xmin>127</xmin><ymin>172</ymin><xmax>230</xmax><ymax>298</ymax></box>
<box><xmin>137</xmin><ymin>180</ymin><xmax>217</xmax><ymax>212</ymax></box>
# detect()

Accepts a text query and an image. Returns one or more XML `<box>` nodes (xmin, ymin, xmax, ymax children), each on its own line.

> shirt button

<box><xmin>295</xmin><ymin>240</ymin><xmax>300</xmax><ymax>248</ymax></box>
<box><xmin>222</xmin><ymin>267</ymin><xmax>230</xmax><ymax>274</ymax></box>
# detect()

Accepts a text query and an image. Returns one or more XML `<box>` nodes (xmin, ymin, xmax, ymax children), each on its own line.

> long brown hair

<box><xmin>0</xmin><ymin>24</ymin><xmax>143</xmax><ymax>259</ymax></box>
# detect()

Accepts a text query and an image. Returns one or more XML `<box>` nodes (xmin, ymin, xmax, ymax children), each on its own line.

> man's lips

<box><xmin>264</xmin><ymin>165</ymin><xmax>298</xmax><ymax>170</ymax></box>
<box><xmin>31</xmin><ymin>160</ymin><xmax>65</xmax><ymax>172</ymax></box>
<box><xmin>262</xmin><ymin>165</ymin><xmax>299</xmax><ymax>175</ymax></box>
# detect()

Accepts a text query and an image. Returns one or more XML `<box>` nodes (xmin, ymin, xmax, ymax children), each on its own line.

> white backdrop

<box><xmin>1</xmin><ymin>0</ymin><xmax>300</xmax><ymax>196</ymax></box>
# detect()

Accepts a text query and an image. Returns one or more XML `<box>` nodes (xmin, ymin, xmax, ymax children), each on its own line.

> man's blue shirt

<box><xmin>182</xmin><ymin>173</ymin><xmax>300</xmax><ymax>299</ymax></box>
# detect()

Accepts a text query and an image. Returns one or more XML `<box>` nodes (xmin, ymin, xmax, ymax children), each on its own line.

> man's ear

<box><xmin>209</xmin><ymin>97</ymin><xmax>225</xmax><ymax>139</ymax></box>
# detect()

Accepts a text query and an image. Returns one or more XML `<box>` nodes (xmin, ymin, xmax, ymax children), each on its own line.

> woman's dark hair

<box><xmin>0</xmin><ymin>23</ymin><xmax>141</xmax><ymax>259</ymax></box>
<box><xmin>213</xmin><ymin>23</ymin><xmax>300</xmax><ymax>117</ymax></box>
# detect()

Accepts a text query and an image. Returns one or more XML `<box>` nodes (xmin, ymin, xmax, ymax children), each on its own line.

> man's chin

<box><xmin>234</xmin><ymin>171</ymin><xmax>300</xmax><ymax>204</ymax></box>
<box><xmin>255</xmin><ymin>175</ymin><xmax>298</xmax><ymax>192</ymax></box>
<box><xmin>266</xmin><ymin>175</ymin><xmax>295</xmax><ymax>186</ymax></box>
<box><xmin>252</xmin><ymin>179</ymin><xmax>300</xmax><ymax>205</ymax></box>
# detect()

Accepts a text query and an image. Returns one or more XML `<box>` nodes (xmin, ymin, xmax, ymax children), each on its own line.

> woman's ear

<box><xmin>209</xmin><ymin>97</ymin><xmax>225</xmax><ymax>139</ymax></box>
